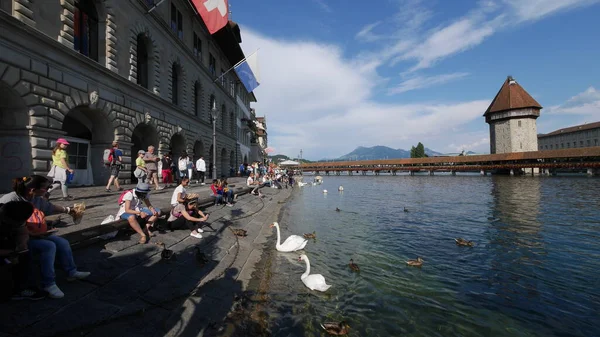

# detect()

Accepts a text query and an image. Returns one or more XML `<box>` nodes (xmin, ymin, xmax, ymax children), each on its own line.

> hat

<box><xmin>138</xmin><ymin>150</ymin><xmax>146</xmax><ymax>154</ymax></box>
<box><xmin>56</xmin><ymin>138</ymin><xmax>70</xmax><ymax>145</ymax></box>
<box><xmin>135</xmin><ymin>183</ymin><xmax>151</xmax><ymax>193</ymax></box>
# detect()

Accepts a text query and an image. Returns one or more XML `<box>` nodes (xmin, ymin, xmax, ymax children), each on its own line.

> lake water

<box><xmin>263</xmin><ymin>175</ymin><xmax>600</xmax><ymax>337</ymax></box>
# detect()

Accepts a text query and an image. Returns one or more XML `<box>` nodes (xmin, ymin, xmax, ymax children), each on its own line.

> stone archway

<box><xmin>131</xmin><ymin>123</ymin><xmax>159</xmax><ymax>181</ymax></box>
<box><xmin>170</xmin><ymin>133</ymin><xmax>186</xmax><ymax>158</ymax></box>
<box><xmin>62</xmin><ymin>105</ymin><xmax>114</xmax><ymax>186</ymax></box>
<box><xmin>220</xmin><ymin>148</ymin><xmax>227</xmax><ymax>178</ymax></box>
<box><xmin>0</xmin><ymin>81</ymin><xmax>31</xmax><ymax>191</ymax></box>
<box><xmin>243</xmin><ymin>154</ymin><xmax>248</xmax><ymax>164</ymax></box>
<box><xmin>194</xmin><ymin>140</ymin><xmax>204</xmax><ymax>159</ymax></box>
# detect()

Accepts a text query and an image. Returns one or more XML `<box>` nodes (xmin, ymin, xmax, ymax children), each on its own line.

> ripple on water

<box><xmin>264</xmin><ymin>176</ymin><xmax>600</xmax><ymax>337</ymax></box>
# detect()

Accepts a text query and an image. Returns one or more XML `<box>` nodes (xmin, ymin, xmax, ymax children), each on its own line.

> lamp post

<box><xmin>210</xmin><ymin>100</ymin><xmax>219</xmax><ymax>179</ymax></box>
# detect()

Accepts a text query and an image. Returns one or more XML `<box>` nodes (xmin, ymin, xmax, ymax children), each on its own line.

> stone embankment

<box><xmin>0</xmin><ymin>178</ymin><xmax>294</xmax><ymax>337</ymax></box>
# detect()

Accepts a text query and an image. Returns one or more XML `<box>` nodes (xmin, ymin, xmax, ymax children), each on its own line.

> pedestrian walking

<box><xmin>105</xmin><ymin>141</ymin><xmax>123</xmax><ymax>192</ymax></box>
<box><xmin>143</xmin><ymin>146</ymin><xmax>163</xmax><ymax>190</ymax></box>
<box><xmin>195</xmin><ymin>156</ymin><xmax>206</xmax><ymax>185</ymax></box>
<box><xmin>46</xmin><ymin>138</ymin><xmax>74</xmax><ymax>201</ymax></box>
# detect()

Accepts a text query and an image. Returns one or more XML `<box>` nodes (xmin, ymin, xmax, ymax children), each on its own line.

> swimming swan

<box><xmin>270</xmin><ymin>222</ymin><xmax>308</xmax><ymax>252</ymax></box>
<box><xmin>298</xmin><ymin>254</ymin><xmax>331</xmax><ymax>292</ymax></box>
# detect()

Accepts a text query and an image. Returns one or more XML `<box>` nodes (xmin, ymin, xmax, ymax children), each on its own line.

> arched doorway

<box><xmin>243</xmin><ymin>154</ymin><xmax>248</xmax><ymax>164</ymax></box>
<box><xmin>62</xmin><ymin>105</ymin><xmax>113</xmax><ymax>186</ymax></box>
<box><xmin>131</xmin><ymin>123</ymin><xmax>159</xmax><ymax>181</ymax></box>
<box><xmin>0</xmin><ymin>81</ymin><xmax>31</xmax><ymax>191</ymax></box>
<box><xmin>170</xmin><ymin>133</ymin><xmax>186</xmax><ymax>158</ymax></box>
<box><xmin>230</xmin><ymin>150</ymin><xmax>235</xmax><ymax>177</ymax></box>
<box><xmin>220</xmin><ymin>148</ymin><xmax>227</xmax><ymax>178</ymax></box>
<box><xmin>194</xmin><ymin>140</ymin><xmax>204</xmax><ymax>159</ymax></box>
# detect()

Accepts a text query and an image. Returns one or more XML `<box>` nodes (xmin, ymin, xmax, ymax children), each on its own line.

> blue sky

<box><xmin>230</xmin><ymin>0</ymin><xmax>600</xmax><ymax>160</ymax></box>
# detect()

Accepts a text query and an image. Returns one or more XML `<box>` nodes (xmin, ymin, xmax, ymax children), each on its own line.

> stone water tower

<box><xmin>484</xmin><ymin>76</ymin><xmax>542</xmax><ymax>154</ymax></box>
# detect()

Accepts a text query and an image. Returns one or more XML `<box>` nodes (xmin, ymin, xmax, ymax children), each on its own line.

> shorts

<box><xmin>110</xmin><ymin>165</ymin><xmax>120</xmax><ymax>177</ymax></box>
<box><xmin>120</xmin><ymin>207</ymin><xmax>161</xmax><ymax>220</ymax></box>
<box><xmin>147</xmin><ymin>170</ymin><xmax>157</xmax><ymax>180</ymax></box>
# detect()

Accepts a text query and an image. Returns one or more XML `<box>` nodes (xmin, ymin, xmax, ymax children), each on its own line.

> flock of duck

<box><xmin>268</xmin><ymin>183</ymin><xmax>477</xmax><ymax>335</ymax></box>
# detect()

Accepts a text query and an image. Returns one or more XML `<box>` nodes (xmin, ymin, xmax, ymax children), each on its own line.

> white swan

<box><xmin>338</xmin><ymin>185</ymin><xmax>344</xmax><ymax>191</ymax></box>
<box><xmin>270</xmin><ymin>222</ymin><xmax>308</xmax><ymax>252</ymax></box>
<box><xmin>323</xmin><ymin>189</ymin><xmax>328</xmax><ymax>193</ymax></box>
<box><xmin>298</xmin><ymin>254</ymin><xmax>331</xmax><ymax>292</ymax></box>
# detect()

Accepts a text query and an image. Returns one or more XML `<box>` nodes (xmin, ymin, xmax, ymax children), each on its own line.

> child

<box><xmin>167</xmin><ymin>198</ymin><xmax>208</xmax><ymax>238</ymax></box>
<box><xmin>117</xmin><ymin>183</ymin><xmax>161</xmax><ymax>244</ymax></box>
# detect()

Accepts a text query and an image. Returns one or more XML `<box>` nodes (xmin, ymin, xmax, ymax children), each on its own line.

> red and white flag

<box><xmin>192</xmin><ymin>0</ymin><xmax>229</xmax><ymax>34</ymax></box>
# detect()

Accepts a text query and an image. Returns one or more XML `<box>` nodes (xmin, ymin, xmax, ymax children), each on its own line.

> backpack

<box><xmin>26</xmin><ymin>207</ymin><xmax>47</xmax><ymax>234</ymax></box>
<box><xmin>103</xmin><ymin>149</ymin><xmax>115</xmax><ymax>166</ymax></box>
<box><xmin>118</xmin><ymin>190</ymin><xmax>133</xmax><ymax>205</ymax></box>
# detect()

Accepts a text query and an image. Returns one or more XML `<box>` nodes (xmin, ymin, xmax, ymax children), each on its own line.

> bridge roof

<box><xmin>484</xmin><ymin>76</ymin><xmax>542</xmax><ymax>116</ymax></box>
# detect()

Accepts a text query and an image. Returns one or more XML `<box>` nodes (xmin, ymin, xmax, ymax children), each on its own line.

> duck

<box><xmin>270</xmin><ymin>222</ymin><xmax>308</xmax><ymax>252</ymax></box>
<box><xmin>404</xmin><ymin>207</ymin><xmax>409</xmax><ymax>212</ymax></box>
<box><xmin>195</xmin><ymin>246</ymin><xmax>209</xmax><ymax>266</ymax></box>
<box><xmin>323</xmin><ymin>189</ymin><xmax>328</xmax><ymax>194</ymax></box>
<box><xmin>298</xmin><ymin>254</ymin><xmax>331</xmax><ymax>292</ymax></box>
<box><xmin>349</xmin><ymin>259</ymin><xmax>360</xmax><ymax>272</ymax></box>
<box><xmin>231</xmin><ymin>228</ymin><xmax>248</xmax><ymax>237</ymax></box>
<box><xmin>156</xmin><ymin>242</ymin><xmax>175</xmax><ymax>260</ymax></box>
<box><xmin>338</xmin><ymin>186</ymin><xmax>344</xmax><ymax>191</ymax></box>
<box><xmin>335</xmin><ymin>207</ymin><xmax>341</xmax><ymax>212</ymax></box>
<box><xmin>303</xmin><ymin>231</ymin><xmax>317</xmax><ymax>239</ymax></box>
<box><xmin>321</xmin><ymin>321</ymin><xmax>350</xmax><ymax>335</ymax></box>
<box><xmin>406</xmin><ymin>257</ymin><xmax>424</xmax><ymax>267</ymax></box>
<box><xmin>455</xmin><ymin>238</ymin><xmax>474</xmax><ymax>247</ymax></box>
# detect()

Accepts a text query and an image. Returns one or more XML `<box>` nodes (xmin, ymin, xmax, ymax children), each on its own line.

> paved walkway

<box><xmin>0</xmin><ymin>179</ymin><xmax>294</xmax><ymax>337</ymax></box>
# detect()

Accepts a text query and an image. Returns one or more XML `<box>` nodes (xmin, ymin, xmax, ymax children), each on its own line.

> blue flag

<box><xmin>234</xmin><ymin>51</ymin><xmax>260</xmax><ymax>93</ymax></box>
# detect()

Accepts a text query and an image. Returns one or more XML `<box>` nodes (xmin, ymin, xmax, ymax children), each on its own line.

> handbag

<box><xmin>134</xmin><ymin>167</ymin><xmax>145</xmax><ymax>178</ymax></box>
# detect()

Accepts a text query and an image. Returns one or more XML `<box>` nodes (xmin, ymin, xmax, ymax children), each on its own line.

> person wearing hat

<box><xmin>134</xmin><ymin>150</ymin><xmax>147</xmax><ymax>183</ymax></box>
<box><xmin>47</xmin><ymin>138</ymin><xmax>74</xmax><ymax>201</ymax></box>
<box><xmin>116</xmin><ymin>182</ymin><xmax>161</xmax><ymax>244</ymax></box>
<box><xmin>166</xmin><ymin>197</ymin><xmax>208</xmax><ymax>239</ymax></box>
<box><xmin>105</xmin><ymin>141</ymin><xmax>123</xmax><ymax>192</ymax></box>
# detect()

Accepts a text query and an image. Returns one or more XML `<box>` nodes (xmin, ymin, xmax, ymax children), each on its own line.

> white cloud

<box><xmin>503</xmin><ymin>0</ymin><xmax>600</xmax><ymax>22</ymax></box>
<box><xmin>312</xmin><ymin>0</ymin><xmax>332</xmax><ymax>13</ymax></box>
<box><xmin>388</xmin><ymin>72</ymin><xmax>469</xmax><ymax>95</ymax></box>
<box><xmin>546</xmin><ymin>87</ymin><xmax>600</xmax><ymax>116</ymax></box>
<box><xmin>355</xmin><ymin>22</ymin><xmax>383</xmax><ymax>42</ymax></box>
<box><xmin>240</xmin><ymin>29</ymin><xmax>489</xmax><ymax>159</ymax></box>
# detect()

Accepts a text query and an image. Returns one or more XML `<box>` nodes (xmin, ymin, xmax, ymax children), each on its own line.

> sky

<box><xmin>230</xmin><ymin>0</ymin><xmax>600</xmax><ymax>160</ymax></box>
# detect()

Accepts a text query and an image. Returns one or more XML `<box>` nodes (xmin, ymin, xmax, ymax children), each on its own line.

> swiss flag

<box><xmin>192</xmin><ymin>0</ymin><xmax>229</xmax><ymax>34</ymax></box>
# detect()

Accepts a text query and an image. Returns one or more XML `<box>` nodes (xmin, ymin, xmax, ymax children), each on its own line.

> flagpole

<box><xmin>146</xmin><ymin>0</ymin><xmax>166</xmax><ymax>14</ymax></box>
<box><xmin>213</xmin><ymin>48</ymin><xmax>260</xmax><ymax>83</ymax></box>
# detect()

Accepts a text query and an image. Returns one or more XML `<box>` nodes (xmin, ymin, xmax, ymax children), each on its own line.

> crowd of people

<box><xmin>0</xmin><ymin>137</ymin><xmax>297</xmax><ymax>302</ymax></box>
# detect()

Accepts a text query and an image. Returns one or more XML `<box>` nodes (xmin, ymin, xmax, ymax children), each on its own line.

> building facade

<box><xmin>236</xmin><ymin>92</ymin><xmax>256</xmax><ymax>166</ymax></box>
<box><xmin>538</xmin><ymin>121</ymin><xmax>600</xmax><ymax>150</ymax></box>
<box><xmin>484</xmin><ymin>76</ymin><xmax>542</xmax><ymax>154</ymax></box>
<box><xmin>251</xmin><ymin>115</ymin><xmax>267</xmax><ymax>163</ymax></box>
<box><xmin>0</xmin><ymin>0</ymin><xmax>257</xmax><ymax>191</ymax></box>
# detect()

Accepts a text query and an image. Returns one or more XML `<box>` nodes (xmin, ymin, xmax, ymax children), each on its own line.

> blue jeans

<box><xmin>120</xmin><ymin>207</ymin><xmax>161</xmax><ymax>220</ymax></box>
<box><xmin>28</xmin><ymin>235</ymin><xmax>77</xmax><ymax>287</ymax></box>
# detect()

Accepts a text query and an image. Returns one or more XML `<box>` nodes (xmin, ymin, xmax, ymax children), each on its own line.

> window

<box><xmin>66</xmin><ymin>141</ymin><xmax>89</xmax><ymax>170</ymax></box>
<box><xmin>171</xmin><ymin>62</ymin><xmax>180</xmax><ymax>105</ymax></box>
<box><xmin>209</xmin><ymin>54</ymin><xmax>216</xmax><ymax>76</ymax></box>
<box><xmin>136</xmin><ymin>34</ymin><xmax>149</xmax><ymax>89</ymax></box>
<box><xmin>595</xmin><ymin>139</ymin><xmax>598</xmax><ymax>146</ymax></box>
<box><xmin>561</xmin><ymin>143</ymin><xmax>564</xmax><ymax>148</ymax></box>
<box><xmin>550</xmin><ymin>145</ymin><xmax>553</xmax><ymax>149</ymax></box>
<box><xmin>73</xmin><ymin>0</ymin><xmax>98</xmax><ymax>61</ymax></box>
<box><xmin>171</xmin><ymin>3</ymin><xmax>183</xmax><ymax>39</ymax></box>
<box><xmin>208</xmin><ymin>95</ymin><xmax>216</xmax><ymax>122</ymax></box>
<box><xmin>567</xmin><ymin>142</ymin><xmax>571</xmax><ymax>148</ymax></box>
<box><xmin>588</xmin><ymin>140</ymin><xmax>591</xmax><ymax>146</ymax></box>
<box><xmin>580</xmin><ymin>141</ymin><xmax>584</xmax><ymax>147</ymax></box>
<box><xmin>194</xmin><ymin>82</ymin><xmax>201</xmax><ymax>116</ymax></box>
<box><xmin>518</xmin><ymin>120</ymin><xmax>521</xmax><ymax>127</ymax></box>
<box><xmin>520</xmin><ymin>142</ymin><xmax>522</xmax><ymax>149</ymax></box>
<box><xmin>193</xmin><ymin>33</ymin><xmax>202</xmax><ymax>60</ymax></box>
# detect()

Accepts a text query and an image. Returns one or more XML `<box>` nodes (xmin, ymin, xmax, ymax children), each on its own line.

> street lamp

<box><xmin>210</xmin><ymin>99</ymin><xmax>220</xmax><ymax>179</ymax></box>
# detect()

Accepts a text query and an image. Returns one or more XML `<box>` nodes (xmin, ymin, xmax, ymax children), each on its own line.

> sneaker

<box><xmin>11</xmin><ymin>288</ymin><xmax>46</xmax><ymax>301</ymax></box>
<box><xmin>196</xmin><ymin>227</ymin><xmax>204</xmax><ymax>233</ymax></box>
<box><xmin>44</xmin><ymin>284</ymin><xmax>65</xmax><ymax>299</ymax></box>
<box><xmin>105</xmin><ymin>189</ymin><xmax>111</xmax><ymax>192</ymax></box>
<box><xmin>190</xmin><ymin>232</ymin><xmax>203</xmax><ymax>239</ymax></box>
<box><xmin>67</xmin><ymin>271</ymin><xmax>91</xmax><ymax>281</ymax></box>
<box><xmin>226</xmin><ymin>203</ymin><xmax>233</xmax><ymax>207</ymax></box>
<box><xmin>60</xmin><ymin>196</ymin><xmax>74</xmax><ymax>201</ymax></box>
<box><xmin>201</xmin><ymin>183</ymin><xmax>206</xmax><ymax>186</ymax></box>
<box><xmin>156</xmin><ymin>186</ymin><xmax>165</xmax><ymax>191</ymax></box>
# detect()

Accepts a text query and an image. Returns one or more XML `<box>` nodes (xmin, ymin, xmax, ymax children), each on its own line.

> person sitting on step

<box><xmin>166</xmin><ymin>198</ymin><xmax>208</xmax><ymax>239</ymax></box>
<box><xmin>116</xmin><ymin>183</ymin><xmax>161</xmax><ymax>244</ymax></box>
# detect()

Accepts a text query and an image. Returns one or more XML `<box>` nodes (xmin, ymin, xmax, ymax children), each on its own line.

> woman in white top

<box><xmin>170</xmin><ymin>177</ymin><xmax>189</xmax><ymax>207</ymax></box>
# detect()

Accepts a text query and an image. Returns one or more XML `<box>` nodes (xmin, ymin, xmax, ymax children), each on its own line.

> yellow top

<box><xmin>136</xmin><ymin>157</ymin><xmax>145</xmax><ymax>168</ymax></box>
<box><xmin>52</xmin><ymin>149</ymin><xmax>68</xmax><ymax>169</ymax></box>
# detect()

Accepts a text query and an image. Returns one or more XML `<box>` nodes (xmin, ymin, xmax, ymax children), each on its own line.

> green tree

<box><xmin>416</xmin><ymin>142</ymin><xmax>425</xmax><ymax>158</ymax></box>
<box><xmin>410</xmin><ymin>146</ymin><xmax>416</xmax><ymax>158</ymax></box>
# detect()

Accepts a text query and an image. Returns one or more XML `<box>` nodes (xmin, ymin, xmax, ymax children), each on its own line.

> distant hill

<box><xmin>268</xmin><ymin>154</ymin><xmax>313</xmax><ymax>164</ymax></box>
<box><xmin>332</xmin><ymin>146</ymin><xmax>444</xmax><ymax>161</ymax></box>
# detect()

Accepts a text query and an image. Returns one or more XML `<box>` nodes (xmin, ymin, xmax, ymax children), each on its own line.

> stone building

<box><xmin>236</xmin><ymin>92</ymin><xmax>256</xmax><ymax>166</ymax></box>
<box><xmin>252</xmin><ymin>115</ymin><xmax>267</xmax><ymax>163</ymax></box>
<box><xmin>484</xmin><ymin>76</ymin><xmax>542</xmax><ymax>154</ymax></box>
<box><xmin>0</xmin><ymin>0</ymin><xmax>257</xmax><ymax>191</ymax></box>
<box><xmin>538</xmin><ymin>121</ymin><xmax>600</xmax><ymax>150</ymax></box>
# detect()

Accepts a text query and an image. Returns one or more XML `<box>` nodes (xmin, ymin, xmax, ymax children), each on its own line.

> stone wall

<box><xmin>0</xmin><ymin>1</ymin><xmax>250</xmax><ymax>190</ymax></box>
<box><xmin>489</xmin><ymin>109</ymin><xmax>539</xmax><ymax>154</ymax></box>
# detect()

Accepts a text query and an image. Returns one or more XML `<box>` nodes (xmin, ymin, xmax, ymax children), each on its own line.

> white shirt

<box><xmin>246</xmin><ymin>176</ymin><xmax>254</xmax><ymax>186</ymax></box>
<box><xmin>170</xmin><ymin>185</ymin><xmax>186</xmax><ymax>206</ymax></box>
<box><xmin>117</xmin><ymin>191</ymin><xmax>144</xmax><ymax>217</ymax></box>
<box><xmin>196</xmin><ymin>158</ymin><xmax>206</xmax><ymax>172</ymax></box>
<box><xmin>178</xmin><ymin>157</ymin><xmax>189</xmax><ymax>171</ymax></box>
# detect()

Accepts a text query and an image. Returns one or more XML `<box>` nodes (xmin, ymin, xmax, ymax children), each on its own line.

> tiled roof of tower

<box><xmin>484</xmin><ymin>76</ymin><xmax>542</xmax><ymax>116</ymax></box>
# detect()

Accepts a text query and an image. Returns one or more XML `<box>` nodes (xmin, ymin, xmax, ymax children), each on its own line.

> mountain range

<box><xmin>331</xmin><ymin>146</ymin><xmax>447</xmax><ymax>161</ymax></box>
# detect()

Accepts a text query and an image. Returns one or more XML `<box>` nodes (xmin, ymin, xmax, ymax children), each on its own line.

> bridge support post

<box><xmin>346</xmin><ymin>171</ymin><xmax>350</xmax><ymax>176</ymax></box>
<box><xmin>325</xmin><ymin>171</ymin><xmax>329</xmax><ymax>176</ymax></box>
<box><xmin>451</xmin><ymin>171</ymin><xmax>456</xmax><ymax>176</ymax></box>
<box><xmin>362</xmin><ymin>171</ymin><xmax>367</xmax><ymax>176</ymax></box>
<box><xmin>429</xmin><ymin>170</ymin><xmax>434</xmax><ymax>176</ymax></box>
<box><xmin>410</xmin><ymin>171</ymin><xmax>415</xmax><ymax>176</ymax></box>
<box><xmin>392</xmin><ymin>170</ymin><xmax>397</xmax><ymax>176</ymax></box>
<box><xmin>375</xmin><ymin>171</ymin><xmax>379</xmax><ymax>176</ymax></box>
<box><xmin>532</xmin><ymin>167</ymin><xmax>540</xmax><ymax>176</ymax></box>
<box><xmin>480</xmin><ymin>170</ymin><xmax>486</xmax><ymax>176</ymax></box>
